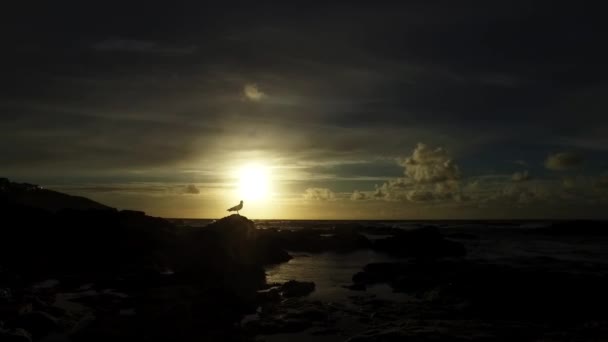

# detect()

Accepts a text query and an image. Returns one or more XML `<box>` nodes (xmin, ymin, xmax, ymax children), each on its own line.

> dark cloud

<box><xmin>183</xmin><ymin>184</ymin><xmax>200</xmax><ymax>195</ymax></box>
<box><xmin>91</xmin><ymin>39</ymin><xmax>198</xmax><ymax>55</ymax></box>
<box><xmin>1</xmin><ymin>2</ymin><xmax>608</xmax><ymax>218</ymax></box>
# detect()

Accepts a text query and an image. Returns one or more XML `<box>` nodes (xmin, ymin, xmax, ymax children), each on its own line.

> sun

<box><xmin>237</xmin><ymin>164</ymin><xmax>271</xmax><ymax>201</ymax></box>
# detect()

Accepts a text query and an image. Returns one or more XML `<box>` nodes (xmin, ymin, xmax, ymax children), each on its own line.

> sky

<box><xmin>2</xmin><ymin>2</ymin><xmax>608</xmax><ymax>219</ymax></box>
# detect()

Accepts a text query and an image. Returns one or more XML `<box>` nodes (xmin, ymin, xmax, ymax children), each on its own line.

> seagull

<box><xmin>227</xmin><ymin>200</ymin><xmax>244</xmax><ymax>215</ymax></box>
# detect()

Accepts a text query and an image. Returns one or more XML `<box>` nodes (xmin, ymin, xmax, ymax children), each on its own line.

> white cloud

<box><xmin>303</xmin><ymin>187</ymin><xmax>335</xmax><ymax>201</ymax></box>
<box><xmin>400</xmin><ymin>143</ymin><xmax>460</xmax><ymax>184</ymax></box>
<box><xmin>244</xmin><ymin>84</ymin><xmax>266</xmax><ymax>101</ymax></box>
<box><xmin>350</xmin><ymin>190</ymin><xmax>368</xmax><ymax>200</ymax></box>
<box><xmin>376</xmin><ymin>143</ymin><xmax>462</xmax><ymax>203</ymax></box>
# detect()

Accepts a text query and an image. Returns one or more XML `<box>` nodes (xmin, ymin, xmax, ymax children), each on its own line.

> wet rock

<box><xmin>0</xmin><ymin>328</ymin><xmax>32</xmax><ymax>342</ymax></box>
<box><xmin>280</xmin><ymin>280</ymin><xmax>316</xmax><ymax>298</ymax></box>
<box><xmin>532</xmin><ymin>220</ymin><xmax>608</xmax><ymax>236</ymax></box>
<box><xmin>245</xmin><ymin>300</ymin><xmax>330</xmax><ymax>335</ymax></box>
<box><xmin>257</xmin><ymin>287</ymin><xmax>281</xmax><ymax>302</ymax></box>
<box><xmin>344</xmin><ymin>319</ymin><xmax>527</xmax><ymax>342</ymax></box>
<box><xmin>284</xmin><ymin>307</ymin><xmax>328</xmax><ymax>321</ymax></box>
<box><xmin>350</xmin><ymin>259</ymin><xmax>608</xmax><ymax>320</ymax></box>
<box><xmin>372</xmin><ymin>226</ymin><xmax>466</xmax><ymax>257</ymax></box>
<box><xmin>343</xmin><ymin>283</ymin><xmax>366</xmax><ymax>291</ymax></box>
<box><xmin>245</xmin><ymin>317</ymin><xmax>313</xmax><ymax>334</ymax></box>
<box><xmin>15</xmin><ymin>311</ymin><xmax>58</xmax><ymax>338</ymax></box>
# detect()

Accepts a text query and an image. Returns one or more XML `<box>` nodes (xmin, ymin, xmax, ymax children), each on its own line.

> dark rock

<box><xmin>372</xmin><ymin>226</ymin><xmax>466</xmax><ymax>257</ymax></box>
<box><xmin>245</xmin><ymin>317</ymin><xmax>313</xmax><ymax>334</ymax></box>
<box><xmin>345</xmin><ymin>319</ymin><xmax>542</xmax><ymax>342</ymax></box>
<box><xmin>280</xmin><ymin>280</ymin><xmax>315</xmax><ymax>297</ymax></box>
<box><xmin>532</xmin><ymin>220</ymin><xmax>608</xmax><ymax>236</ymax></box>
<box><xmin>184</xmin><ymin>214</ymin><xmax>292</xmax><ymax>266</ymax></box>
<box><xmin>0</xmin><ymin>178</ymin><xmax>111</xmax><ymax>213</ymax></box>
<box><xmin>342</xmin><ymin>283</ymin><xmax>366</xmax><ymax>291</ymax></box>
<box><xmin>257</xmin><ymin>287</ymin><xmax>281</xmax><ymax>302</ymax></box>
<box><xmin>446</xmin><ymin>232</ymin><xmax>479</xmax><ymax>240</ymax></box>
<box><xmin>0</xmin><ymin>328</ymin><xmax>32</xmax><ymax>342</ymax></box>
<box><xmin>15</xmin><ymin>311</ymin><xmax>58</xmax><ymax>338</ymax></box>
<box><xmin>350</xmin><ymin>259</ymin><xmax>608</xmax><ymax>320</ymax></box>
<box><xmin>284</xmin><ymin>307</ymin><xmax>328</xmax><ymax>321</ymax></box>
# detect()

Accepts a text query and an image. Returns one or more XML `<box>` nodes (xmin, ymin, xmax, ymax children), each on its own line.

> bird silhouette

<box><xmin>227</xmin><ymin>200</ymin><xmax>243</xmax><ymax>215</ymax></box>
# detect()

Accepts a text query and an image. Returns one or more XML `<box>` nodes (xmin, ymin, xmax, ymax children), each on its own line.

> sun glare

<box><xmin>237</xmin><ymin>164</ymin><xmax>271</xmax><ymax>201</ymax></box>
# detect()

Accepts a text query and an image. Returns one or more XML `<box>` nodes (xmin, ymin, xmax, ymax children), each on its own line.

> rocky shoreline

<box><xmin>2</xmin><ymin>179</ymin><xmax>608</xmax><ymax>341</ymax></box>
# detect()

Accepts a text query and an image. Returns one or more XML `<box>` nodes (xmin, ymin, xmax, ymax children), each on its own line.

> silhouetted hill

<box><xmin>0</xmin><ymin>178</ymin><xmax>111</xmax><ymax>212</ymax></box>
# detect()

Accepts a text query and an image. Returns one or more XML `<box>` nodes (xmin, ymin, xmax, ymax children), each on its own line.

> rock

<box><xmin>245</xmin><ymin>317</ymin><xmax>313</xmax><ymax>334</ymax></box>
<box><xmin>342</xmin><ymin>283</ymin><xmax>366</xmax><ymax>291</ymax></box>
<box><xmin>284</xmin><ymin>307</ymin><xmax>328</xmax><ymax>321</ymax></box>
<box><xmin>532</xmin><ymin>220</ymin><xmax>608</xmax><ymax>236</ymax></box>
<box><xmin>372</xmin><ymin>226</ymin><xmax>466</xmax><ymax>257</ymax></box>
<box><xmin>280</xmin><ymin>280</ymin><xmax>315</xmax><ymax>298</ymax></box>
<box><xmin>0</xmin><ymin>288</ymin><xmax>12</xmax><ymax>301</ymax></box>
<box><xmin>185</xmin><ymin>214</ymin><xmax>292</xmax><ymax>266</ymax></box>
<box><xmin>0</xmin><ymin>328</ymin><xmax>32</xmax><ymax>342</ymax></box>
<box><xmin>257</xmin><ymin>287</ymin><xmax>281</xmax><ymax>302</ymax></box>
<box><xmin>15</xmin><ymin>311</ymin><xmax>58</xmax><ymax>338</ymax></box>
<box><xmin>349</xmin><ymin>259</ymin><xmax>608</xmax><ymax>320</ymax></box>
<box><xmin>0</xmin><ymin>178</ymin><xmax>112</xmax><ymax>213</ymax></box>
<box><xmin>245</xmin><ymin>300</ymin><xmax>329</xmax><ymax>335</ymax></box>
<box><xmin>344</xmin><ymin>319</ymin><xmax>528</xmax><ymax>342</ymax></box>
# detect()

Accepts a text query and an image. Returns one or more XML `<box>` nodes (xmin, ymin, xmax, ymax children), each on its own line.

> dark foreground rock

<box><xmin>0</xmin><ymin>181</ymin><xmax>296</xmax><ymax>342</ymax></box>
<box><xmin>532</xmin><ymin>220</ymin><xmax>608</xmax><ymax>236</ymax></box>
<box><xmin>344</xmin><ymin>319</ymin><xmax>608</xmax><ymax>342</ymax></box>
<box><xmin>350</xmin><ymin>259</ymin><xmax>608</xmax><ymax>320</ymax></box>
<box><xmin>280</xmin><ymin>280</ymin><xmax>315</xmax><ymax>298</ymax></box>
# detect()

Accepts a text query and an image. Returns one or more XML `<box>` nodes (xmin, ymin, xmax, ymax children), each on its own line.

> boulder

<box><xmin>0</xmin><ymin>328</ymin><xmax>32</xmax><ymax>342</ymax></box>
<box><xmin>280</xmin><ymin>280</ymin><xmax>316</xmax><ymax>298</ymax></box>
<box><xmin>15</xmin><ymin>311</ymin><xmax>58</xmax><ymax>338</ymax></box>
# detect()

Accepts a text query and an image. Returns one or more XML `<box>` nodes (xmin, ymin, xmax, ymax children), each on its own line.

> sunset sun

<box><xmin>237</xmin><ymin>164</ymin><xmax>271</xmax><ymax>201</ymax></box>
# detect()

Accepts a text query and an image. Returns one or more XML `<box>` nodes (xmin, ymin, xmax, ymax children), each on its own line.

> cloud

<box><xmin>545</xmin><ymin>152</ymin><xmax>583</xmax><ymax>171</ymax></box>
<box><xmin>512</xmin><ymin>170</ymin><xmax>531</xmax><ymax>182</ymax></box>
<box><xmin>183</xmin><ymin>184</ymin><xmax>200</xmax><ymax>194</ymax></box>
<box><xmin>400</xmin><ymin>143</ymin><xmax>460</xmax><ymax>184</ymax></box>
<box><xmin>91</xmin><ymin>39</ymin><xmax>197</xmax><ymax>55</ymax></box>
<box><xmin>375</xmin><ymin>143</ymin><xmax>462</xmax><ymax>203</ymax></box>
<box><xmin>595</xmin><ymin>174</ymin><xmax>608</xmax><ymax>189</ymax></box>
<box><xmin>373</xmin><ymin>185</ymin><xmax>390</xmax><ymax>199</ymax></box>
<box><xmin>351</xmin><ymin>185</ymin><xmax>390</xmax><ymax>201</ymax></box>
<box><xmin>303</xmin><ymin>187</ymin><xmax>335</xmax><ymax>201</ymax></box>
<box><xmin>350</xmin><ymin>190</ymin><xmax>368</xmax><ymax>200</ymax></box>
<box><xmin>244</xmin><ymin>84</ymin><xmax>266</xmax><ymax>101</ymax></box>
